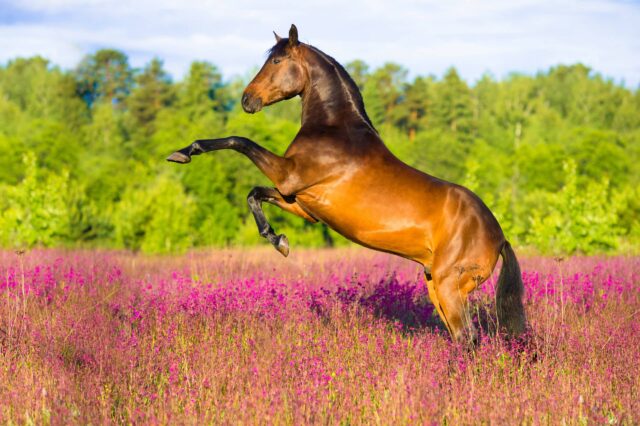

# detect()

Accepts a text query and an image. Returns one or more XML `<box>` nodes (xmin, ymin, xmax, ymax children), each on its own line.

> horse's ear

<box><xmin>273</xmin><ymin>31</ymin><xmax>282</xmax><ymax>42</ymax></box>
<box><xmin>288</xmin><ymin>24</ymin><xmax>299</xmax><ymax>46</ymax></box>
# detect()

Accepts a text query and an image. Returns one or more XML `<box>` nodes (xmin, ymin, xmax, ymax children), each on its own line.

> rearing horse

<box><xmin>168</xmin><ymin>25</ymin><xmax>526</xmax><ymax>344</ymax></box>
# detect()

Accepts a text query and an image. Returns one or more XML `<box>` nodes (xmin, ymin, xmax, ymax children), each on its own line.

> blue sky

<box><xmin>1</xmin><ymin>0</ymin><xmax>639</xmax><ymax>87</ymax></box>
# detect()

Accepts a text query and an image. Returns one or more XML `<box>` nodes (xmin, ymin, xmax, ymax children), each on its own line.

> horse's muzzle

<box><xmin>242</xmin><ymin>92</ymin><xmax>263</xmax><ymax>113</ymax></box>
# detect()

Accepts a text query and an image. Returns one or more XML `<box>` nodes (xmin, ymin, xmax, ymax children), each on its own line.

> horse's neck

<box><xmin>300</xmin><ymin>47</ymin><xmax>374</xmax><ymax>132</ymax></box>
<box><xmin>300</xmin><ymin>87</ymin><xmax>345</xmax><ymax>127</ymax></box>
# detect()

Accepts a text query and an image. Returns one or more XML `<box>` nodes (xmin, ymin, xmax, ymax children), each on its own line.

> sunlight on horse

<box><xmin>168</xmin><ymin>24</ymin><xmax>527</xmax><ymax>345</ymax></box>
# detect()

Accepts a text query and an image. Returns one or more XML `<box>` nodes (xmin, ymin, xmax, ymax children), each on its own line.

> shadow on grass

<box><xmin>307</xmin><ymin>274</ymin><xmax>446</xmax><ymax>334</ymax></box>
<box><xmin>308</xmin><ymin>273</ymin><xmax>509</xmax><ymax>341</ymax></box>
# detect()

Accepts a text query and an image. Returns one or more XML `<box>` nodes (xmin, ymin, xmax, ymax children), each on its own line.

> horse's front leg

<box><xmin>247</xmin><ymin>187</ymin><xmax>317</xmax><ymax>257</ymax></box>
<box><xmin>167</xmin><ymin>136</ymin><xmax>290</xmax><ymax>187</ymax></box>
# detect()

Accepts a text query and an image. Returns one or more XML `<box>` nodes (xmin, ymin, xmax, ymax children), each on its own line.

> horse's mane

<box><xmin>308</xmin><ymin>46</ymin><xmax>376</xmax><ymax>131</ymax></box>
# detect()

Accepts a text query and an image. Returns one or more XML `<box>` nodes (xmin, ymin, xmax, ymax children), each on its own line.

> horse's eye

<box><xmin>272</xmin><ymin>58</ymin><xmax>281</xmax><ymax>64</ymax></box>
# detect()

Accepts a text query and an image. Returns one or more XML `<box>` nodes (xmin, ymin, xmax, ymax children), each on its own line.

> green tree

<box><xmin>127</xmin><ymin>58</ymin><xmax>175</xmax><ymax>136</ymax></box>
<box><xmin>178</xmin><ymin>61</ymin><xmax>233</xmax><ymax>119</ymax></box>
<box><xmin>345</xmin><ymin>60</ymin><xmax>369</xmax><ymax>91</ymax></box>
<box><xmin>113</xmin><ymin>173</ymin><xmax>195</xmax><ymax>253</ymax></box>
<box><xmin>75</xmin><ymin>49</ymin><xmax>133</xmax><ymax>108</ymax></box>
<box><xmin>362</xmin><ymin>63</ymin><xmax>407</xmax><ymax>128</ymax></box>
<box><xmin>0</xmin><ymin>56</ymin><xmax>87</xmax><ymax>126</ymax></box>
<box><xmin>395</xmin><ymin>76</ymin><xmax>431</xmax><ymax>142</ymax></box>
<box><xmin>540</xmin><ymin>64</ymin><xmax>625</xmax><ymax>128</ymax></box>
<box><xmin>77</xmin><ymin>102</ymin><xmax>131</xmax><ymax>241</ymax></box>
<box><xmin>0</xmin><ymin>153</ymin><xmax>78</xmax><ymax>247</ymax></box>
<box><xmin>526</xmin><ymin>160</ymin><xmax>623</xmax><ymax>254</ymax></box>
<box><xmin>1</xmin><ymin>51</ymin><xmax>639</xmax><ymax>255</ymax></box>
<box><xmin>431</xmin><ymin>67</ymin><xmax>473</xmax><ymax>136</ymax></box>
<box><xmin>612</xmin><ymin>93</ymin><xmax>640</xmax><ymax>131</ymax></box>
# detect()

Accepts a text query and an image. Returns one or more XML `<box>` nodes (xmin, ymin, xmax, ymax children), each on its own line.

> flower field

<box><xmin>1</xmin><ymin>248</ymin><xmax>639</xmax><ymax>424</ymax></box>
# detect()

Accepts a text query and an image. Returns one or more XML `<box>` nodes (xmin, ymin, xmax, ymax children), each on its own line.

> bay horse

<box><xmin>168</xmin><ymin>25</ymin><xmax>526</xmax><ymax>345</ymax></box>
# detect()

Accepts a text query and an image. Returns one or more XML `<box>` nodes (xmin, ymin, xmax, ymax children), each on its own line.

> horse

<box><xmin>167</xmin><ymin>24</ymin><xmax>526</xmax><ymax>345</ymax></box>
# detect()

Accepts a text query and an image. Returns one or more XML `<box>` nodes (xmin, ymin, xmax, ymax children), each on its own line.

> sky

<box><xmin>1</xmin><ymin>0</ymin><xmax>639</xmax><ymax>87</ymax></box>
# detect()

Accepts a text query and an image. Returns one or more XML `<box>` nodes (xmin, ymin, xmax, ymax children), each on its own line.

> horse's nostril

<box><xmin>242</xmin><ymin>92</ymin><xmax>262</xmax><ymax>113</ymax></box>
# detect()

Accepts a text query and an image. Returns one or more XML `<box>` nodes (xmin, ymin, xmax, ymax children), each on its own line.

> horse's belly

<box><xmin>295</xmin><ymin>189</ymin><xmax>434</xmax><ymax>261</ymax></box>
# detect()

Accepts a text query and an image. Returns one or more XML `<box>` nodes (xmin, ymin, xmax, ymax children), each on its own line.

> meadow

<box><xmin>1</xmin><ymin>248</ymin><xmax>638</xmax><ymax>424</ymax></box>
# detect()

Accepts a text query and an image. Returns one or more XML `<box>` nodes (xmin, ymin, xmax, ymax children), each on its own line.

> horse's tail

<box><xmin>496</xmin><ymin>241</ymin><xmax>527</xmax><ymax>336</ymax></box>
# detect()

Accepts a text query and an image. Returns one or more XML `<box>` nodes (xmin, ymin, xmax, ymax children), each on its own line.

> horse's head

<box><xmin>242</xmin><ymin>24</ymin><xmax>307</xmax><ymax>113</ymax></box>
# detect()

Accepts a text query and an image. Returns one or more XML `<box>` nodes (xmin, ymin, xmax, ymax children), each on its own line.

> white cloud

<box><xmin>1</xmin><ymin>0</ymin><xmax>638</xmax><ymax>87</ymax></box>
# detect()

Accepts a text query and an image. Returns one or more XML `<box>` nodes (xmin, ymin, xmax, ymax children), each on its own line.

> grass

<box><xmin>1</xmin><ymin>248</ymin><xmax>638</xmax><ymax>424</ymax></box>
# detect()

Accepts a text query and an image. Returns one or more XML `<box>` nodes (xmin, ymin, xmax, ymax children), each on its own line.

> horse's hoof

<box><xmin>167</xmin><ymin>151</ymin><xmax>191</xmax><ymax>163</ymax></box>
<box><xmin>275</xmin><ymin>234</ymin><xmax>289</xmax><ymax>257</ymax></box>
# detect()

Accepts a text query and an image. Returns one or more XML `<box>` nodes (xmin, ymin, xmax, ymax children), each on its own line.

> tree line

<box><xmin>0</xmin><ymin>49</ymin><xmax>638</xmax><ymax>254</ymax></box>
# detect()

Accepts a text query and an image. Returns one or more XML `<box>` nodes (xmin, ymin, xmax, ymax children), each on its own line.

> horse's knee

<box><xmin>247</xmin><ymin>187</ymin><xmax>261</xmax><ymax>204</ymax></box>
<box><xmin>227</xmin><ymin>136</ymin><xmax>251</xmax><ymax>151</ymax></box>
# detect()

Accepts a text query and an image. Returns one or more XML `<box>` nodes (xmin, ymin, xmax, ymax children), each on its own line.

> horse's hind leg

<box><xmin>247</xmin><ymin>186</ymin><xmax>317</xmax><ymax>257</ymax></box>
<box><xmin>431</xmin><ymin>264</ymin><xmax>491</xmax><ymax>346</ymax></box>
<box><xmin>425</xmin><ymin>269</ymin><xmax>452</xmax><ymax>335</ymax></box>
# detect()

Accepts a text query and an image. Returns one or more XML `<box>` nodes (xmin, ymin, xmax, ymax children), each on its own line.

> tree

<box><xmin>127</xmin><ymin>58</ymin><xmax>175</xmax><ymax>136</ymax></box>
<box><xmin>612</xmin><ymin>93</ymin><xmax>640</xmax><ymax>132</ymax></box>
<box><xmin>1</xmin><ymin>50</ymin><xmax>639</xmax><ymax>255</ymax></box>
<box><xmin>540</xmin><ymin>64</ymin><xmax>624</xmax><ymax>128</ymax></box>
<box><xmin>362</xmin><ymin>63</ymin><xmax>407</xmax><ymax>128</ymax></box>
<box><xmin>178</xmin><ymin>61</ymin><xmax>233</xmax><ymax>119</ymax></box>
<box><xmin>492</xmin><ymin>74</ymin><xmax>542</xmax><ymax>218</ymax></box>
<box><xmin>345</xmin><ymin>60</ymin><xmax>369</xmax><ymax>91</ymax></box>
<box><xmin>0</xmin><ymin>57</ymin><xmax>86</xmax><ymax>178</ymax></box>
<box><xmin>0</xmin><ymin>56</ymin><xmax>87</xmax><ymax>126</ymax></box>
<box><xmin>75</xmin><ymin>49</ymin><xmax>133</xmax><ymax>108</ymax></box>
<box><xmin>0</xmin><ymin>153</ymin><xmax>78</xmax><ymax>247</ymax></box>
<box><xmin>564</xmin><ymin>128</ymin><xmax>629</xmax><ymax>187</ymax></box>
<box><xmin>526</xmin><ymin>160</ymin><xmax>623</xmax><ymax>254</ymax></box>
<box><xmin>394</xmin><ymin>76</ymin><xmax>430</xmax><ymax>142</ymax></box>
<box><xmin>113</xmin><ymin>173</ymin><xmax>195</xmax><ymax>253</ymax></box>
<box><xmin>78</xmin><ymin>102</ymin><xmax>131</xmax><ymax>241</ymax></box>
<box><xmin>431</xmin><ymin>67</ymin><xmax>473</xmax><ymax>137</ymax></box>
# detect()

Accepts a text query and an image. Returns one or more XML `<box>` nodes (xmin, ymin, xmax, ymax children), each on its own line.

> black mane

<box><xmin>308</xmin><ymin>46</ymin><xmax>376</xmax><ymax>131</ymax></box>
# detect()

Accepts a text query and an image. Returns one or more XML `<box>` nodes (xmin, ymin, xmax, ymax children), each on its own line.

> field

<box><xmin>1</xmin><ymin>248</ymin><xmax>639</xmax><ymax>424</ymax></box>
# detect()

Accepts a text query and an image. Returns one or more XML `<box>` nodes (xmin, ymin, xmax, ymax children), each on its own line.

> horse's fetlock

<box><xmin>259</xmin><ymin>226</ymin><xmax>272</xmax><ymax>238</ymax></box>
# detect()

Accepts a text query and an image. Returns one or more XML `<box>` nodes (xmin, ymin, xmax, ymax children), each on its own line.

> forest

<box><xmin>0</xmin><ymin>50</ymin><xmax>638</xmax><ymax>254</ymax></box>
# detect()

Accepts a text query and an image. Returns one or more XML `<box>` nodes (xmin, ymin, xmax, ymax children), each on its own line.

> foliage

<box><xmin>526</xmin><ymin>160</ymin><xmax>624</xmax><ymax>254</ymax></box>
<box><xmin>126</xmin><ymin>58</ymin><xmax>175</xmax><ymax>137</ymax></box>
<box><xmin>75</xmin><ymin>49</ymin><xmax>133</xmax><ymax>108</ymax></box>
<box><xmin>113</xmin><ymin>173</ymin><xmax>195</xmax><ymax>253</ymax></box>
<box><xmin>0</xmin><ymin>51</ymin><xmax>638</xmax><ymax>254</ymax></box>
<box><xmin>0</xmin><ymin>153</ymin><xmax>77</xmax><ymax>247</ymax></box>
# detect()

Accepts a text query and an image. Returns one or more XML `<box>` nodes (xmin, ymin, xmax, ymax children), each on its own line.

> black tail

<box><xmin>496</xmin><ymin>241</ymin><xmax>527</xmax><ymax>336</ymax></box>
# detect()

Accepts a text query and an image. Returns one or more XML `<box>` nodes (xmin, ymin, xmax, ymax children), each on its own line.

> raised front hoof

<box><xmin>275</xmin><ymin>234</ymin><xmax>290</xmax><ymax>257</ymax></box>
<box><xmin>166</xmin><ymin>151</ymin><xmax>191</xmax><ymax>164</ymax></box>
